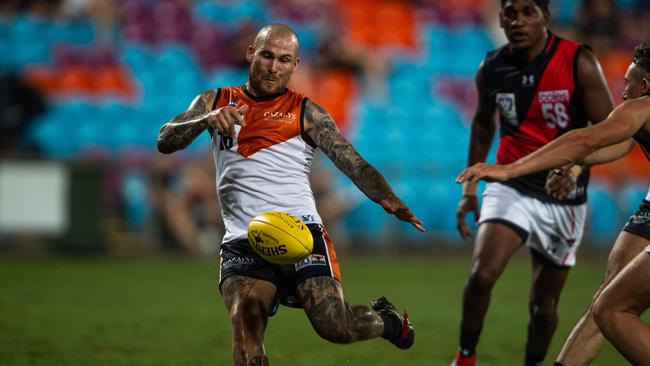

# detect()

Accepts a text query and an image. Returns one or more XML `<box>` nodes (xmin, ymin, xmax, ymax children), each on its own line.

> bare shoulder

<box><xmin>303</xmin><ymin>99</ymin><xmax>331</xmax><ymax>124</ymax></box>
<box><xmin>302</xmin><ymin>99</ymin><xmax>339</xmax><ymax>138</ymax></box>
<box><xmin>190</xmin><ymin>89</ymin><xmax>219</xmax><ymax>112</ymax></box>
<box><xmin>576</xmin><ymin>47</ymin><xmax>605</xmax><ymax>80</ymax></box>
<box><xmin>624</xmin><ymin>95</ymin><xmax>650</xmax><ymax>119</ymax></box>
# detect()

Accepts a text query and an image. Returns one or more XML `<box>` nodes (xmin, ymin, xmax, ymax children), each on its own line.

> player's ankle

<box><xmin>459</xmin><ymin>348</ymin><xmax>475</xmax><ymax>357</ymax></box>
<box><xmin>524</xmin><ymin>349</ymin><xmax>544</xmax><ymax>366</ymax></box>
<box><xmin>379</xmin><ymin>312</ymin><xmax>401</xmax><ymax>340</ymax></box>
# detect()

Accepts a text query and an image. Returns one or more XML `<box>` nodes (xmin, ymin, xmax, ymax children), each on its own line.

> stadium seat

<box><xmin>121</xmin><ymin>170</ymin><xmax>151</xmax><ymax>230</ymax></box>
<box><xmin>344</xmin><ymin>197</ymin><xmax>390</xmax><ymax>239</ymax></box>
<box><xmin>587</xmin><ymin>182</ymin><xmax>621</xmax><ymax>243</ymax></box>
<box><xmin>193</xmin><ymin>0</ymin><xmax>267</xmax><ymax>29</ymax></box>
<box><xmin>618</xmin><ymin>181</ymin><xmax>648</xmax><ymax>219</ymax></box>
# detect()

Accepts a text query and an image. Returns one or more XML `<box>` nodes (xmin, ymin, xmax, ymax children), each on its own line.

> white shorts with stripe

<box><xmin>478</xmin><ymin>182</ymin><xmax>587</xmax><ymax>267</ymax></box>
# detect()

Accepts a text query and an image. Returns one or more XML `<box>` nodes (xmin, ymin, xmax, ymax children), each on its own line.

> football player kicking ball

<box><xmin>458</xmin><ymin>43</ymin><xmax>650</xmax><ymax>366</ymax></box>
<box><xmin>157</xmin><ymin>23</ymin><xmax>424</xmax><ymax>366</ymax></box>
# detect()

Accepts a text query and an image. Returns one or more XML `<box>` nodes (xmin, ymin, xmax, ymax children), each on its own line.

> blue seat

<box><xmin>618</xmin><ymin>182</ymin><xmax>648</xmax><ymax>219</ymax></box>
<box><xmin>29</xmin><ymin>113</ymin><xmax>78</xmax><ymax>157</ymax></box>
<box><xmin>120</xmin><ymin>43</ymin><xmax>156</xmax><ymax>74</ymax></box>
<box><xmin>193</xmin><ymin>0</ymin><xmax>267</xmax><ymax>28</ymax></box>
<box><xmin>207</xmin><ymin>67</ymin><xmax>249</xmax><ymax>88</ymax></box>
<box><xmin>121</xmin><ymin>171</ymin><xmax>151</xmax><ymax>230</ymax></box>
<box><xmin>344</xmin><ymin>187</ymin><xmax>389</xmax><ymax>238</ymax></box>
<box><xmin>587</xmin><ymin>183</ymin><xmax>621</xmax><ymax>242</ymax></box>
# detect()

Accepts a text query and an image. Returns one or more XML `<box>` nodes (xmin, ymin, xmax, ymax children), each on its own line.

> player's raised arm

<box><xmin>457</xmin><ymin>97</ymin><xmax>650</xmax><ymax>184</ymax></box>
<box><xmin>456</xmin><ymin>62</ymin><xmax>497</xmax><ymax>239</ymax></box>
<box><xmin>302</xmin><ymin>99</ymin><xmax>425</xmax><ymax>232</ymax></box>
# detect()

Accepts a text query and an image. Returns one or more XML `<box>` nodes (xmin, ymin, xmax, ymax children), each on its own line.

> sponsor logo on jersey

<box><xmin>629</xmin><ymin>210</ymin><xmax>650</xmax><ymax>226</ymax></box>
<box><xmin>522</xmin><ymin>74</ymin><xmax>535</xmax><ymax>86</ymax></box>
<box><xmin>301</xmin><ymin>214</ymin><xmax>314</xmax><ymax>222</ymax></box>
<box><xmin>538</xmin><ymin>90</ymin><xmax>570</xmax><ymax>103</ymax></box>
<box><xmin>228</xmin><ymin>100</ymin><xmax>237</xmax><ymax>107</ymax></box>
<box><xmin>294</xmin><ymin>254</ymin><xmax>327</xmax><ymax>270</ymax></box>
<box><xmin>222</xmin><ymin>256</ymin><xmax>255</xmax><ymax>270</ymax></box>
<box><xmin>496</xmin><ymin>93</ymin><xmax>518</xmax><ymax>125</ymax></box>
<box><xmin>264</xmin><ymin>111</ymin><xmax>297</xmax><ymax>123</ymax></box>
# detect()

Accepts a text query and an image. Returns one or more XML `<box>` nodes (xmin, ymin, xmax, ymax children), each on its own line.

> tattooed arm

<box><xmin>303</xmin><ymin>99</ymin><xmax>425</xmax><ymax>231</ymax></box>
<box><xmin>157</xmin><ymin>90</ymin><xmax>248</xmax><ymax>154</ymax></box>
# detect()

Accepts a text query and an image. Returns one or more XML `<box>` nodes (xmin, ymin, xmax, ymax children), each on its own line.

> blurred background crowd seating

<box><xmin>0</xmin><ymin>0</ymin><xmax>649</xmax><ymax>256</ymax></box>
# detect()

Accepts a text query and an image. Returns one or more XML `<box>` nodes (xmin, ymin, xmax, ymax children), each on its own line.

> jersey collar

<box><xmin>242</xmin><ymin>84</ymin><xmax>289</xmax><ymax>102</ymax></box>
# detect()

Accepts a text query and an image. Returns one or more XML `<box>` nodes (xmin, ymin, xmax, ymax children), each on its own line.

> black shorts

<box><xmin>622</xmin><ymin>200</ymin><xmax>650</xmax><ymax>241</ymax></box>
<box><xmin>219</xmin><ymin>223</ymin><xmax>341</xmax><ymax>312</ymax></box>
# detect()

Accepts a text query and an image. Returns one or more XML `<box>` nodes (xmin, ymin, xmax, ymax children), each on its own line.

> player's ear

<box><xmin>642</xmin><ymin>76</ymin><xmax>650</xmax><ymax>95</ymax></box>
<box><xmin>294</xmin><ymin>56</ymin><xmax>300</xmax><ymax>71</ymax></box>
<box><xmin>245</xmin><ymin>45</ymin><xmax>255</xmax><ymax>63</ymax></box>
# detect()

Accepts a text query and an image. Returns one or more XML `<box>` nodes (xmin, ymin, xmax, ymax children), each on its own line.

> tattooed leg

<box><xmin>221</xmin><ymin>275</ymin><xmax>277</xmax><ymax>366</ymax></box>
<box><xmin>296</xmin><ymin>276</ymin><xmax>384</xmax><ymax>343</ymax></box>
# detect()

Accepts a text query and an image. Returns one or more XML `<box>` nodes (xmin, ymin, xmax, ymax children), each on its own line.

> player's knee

<box><xmin>529</xmin><ymin>300</ymin><xmax>559</xmax><ymax>321</ymax></box>
<box><xmin>592</xmin><ymin>293</ymin><xmax>614</xmax><ymax>334</ymax></box>
<box><xmin>469</xmin><ymin>267</ymin><xmax>500</xmax><ymax>290</ymax></box>
<box><xmin>229</xmin><ymin>295</ymin><xmax>268</xmax><ymax>330</ymax></box>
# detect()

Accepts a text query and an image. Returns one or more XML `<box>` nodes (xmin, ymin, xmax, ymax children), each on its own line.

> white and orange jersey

<box><xmin>210</xmin><ymin>86</ymin><xmax>322</xmax><ymax>244</ymax></box>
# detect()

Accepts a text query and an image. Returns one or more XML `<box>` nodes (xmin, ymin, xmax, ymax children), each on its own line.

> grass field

<box><xmin>0</xmin><ymin>252</ymin><xmax>643</xmax><ymax>366</ymax></box>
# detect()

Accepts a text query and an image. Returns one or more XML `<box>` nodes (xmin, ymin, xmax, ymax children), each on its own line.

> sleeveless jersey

<box><xmin>210</xmin><ymin>86</ymin><xmax>322</xmax><ymax>244</ymax></box>
<box><xmin>482</xmin><ymin>33</ymin><xmax>591</xmax><ymax>205</ymax></box>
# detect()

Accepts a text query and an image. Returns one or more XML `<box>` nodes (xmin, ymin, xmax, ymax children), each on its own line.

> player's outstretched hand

<box><xmin>456</xmin><ymin>194</ymin><xmax>479</xmax><ymax>239</ymax></box>
<box><xmin>206</xmin><ymin>104</ymin><xmax>249</xmax><ymax>137</ymax></box>
<box><xmin>456</xmin><ymin>163</ymin><xmax>511</xmax><ymax>184</ymax></box>
<box><xmin>545</xmin><ymin>168</ymin><xmax>577</xmax><ymax>200</ymax></box>
<box><xmin>380</xmin><ymin>196</ymin><xmax>426</xmax><ymax>232</ymax></box>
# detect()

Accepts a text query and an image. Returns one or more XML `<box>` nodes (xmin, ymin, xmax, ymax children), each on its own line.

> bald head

<box><xmin>252</xmin><ymin>23</ymin><xmax>300</xmax><ymax>56</ymax></box>
<box><xmin>245</xmin><ymin>23</ymin><xmax>301</xmax><ymax>97</ymax></box>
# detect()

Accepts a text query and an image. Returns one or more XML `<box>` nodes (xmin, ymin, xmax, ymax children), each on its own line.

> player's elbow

<box><xmin>156</xmin><ymin>139</ymin><xmax>169</xmax><ymax>154</ymax></box>
<box><xmin>156</xmin><ymin>125</ymin><xmax>177</xmax><ymax>154</ymax></box>
<box><xmin>156</xmin><ymin>136</ymin><xmax>176</xmax><ymax>154</ymax></box>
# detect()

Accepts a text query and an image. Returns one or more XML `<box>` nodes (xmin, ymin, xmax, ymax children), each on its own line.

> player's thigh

<box><xmin>530</xmin><ymin>252</ymin><xmax>570</xmax><ymax>304</ymax></box>
<box><xmin>296</xmin><ymin>276</ymin><xmax>346</xmax><ymax>319</ymax></box>
<box><xmin>472</xmin><ymin>222</ymin><xmax>525</xmax><ymax>274</ymax></box>
<box><xmin>221</xmin><ymin>275</ymin><xmax>278</xmax><ymax>315</ymax></box>
<box><xmin>597</xmin><ymin>251</ymin><xmax>650</xmax><ymax>316</ymax></box>
<box><xmin>602</xmin><ymin>231</ymin><xmax>650</xmax><ymax>285</ymax></box>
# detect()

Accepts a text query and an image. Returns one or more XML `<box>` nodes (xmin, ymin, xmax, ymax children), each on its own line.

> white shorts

<box><xmin>479</xmin><ymin>182</ymin><xmax>587</xmax><ymax>267</ymax></box>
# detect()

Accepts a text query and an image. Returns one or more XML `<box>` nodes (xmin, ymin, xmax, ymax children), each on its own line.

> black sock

<box><xmin>459</xmin><ymin>327</ymin><xmax>481</xmax><ymax>356</ymax></box>
<box><xmin>524</xmin><ymin>349</ymin><xmax>545</xmax><ymax>366</ymax></box>
<box><xmin>379</xmin><ymin>313</ymin><xmax>401</xmax><ymax>340</ymax></box>
<box><xmin>553</xmin><ymin>363</ymin><xmax>566</xmax><ymax>366</ymax></box>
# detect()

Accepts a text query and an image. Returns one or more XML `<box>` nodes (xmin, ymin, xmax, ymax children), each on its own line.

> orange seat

<box><xmin>600</xmin><ymin>49</ymin><xmax>631</xmax><ymax>103</ymax></box>
<box><xmin>335</xmin><ymin>0</ymin><xmax>417</xmax><ymax>49</ymax></box>
<box><xmin>309</xmin><ymin>70</ymin><xmax>358</xmax><ymax>135</ymax></box>
<box><xmin>58</xmin><ymin>66</ymin><xmax>95</xmax><ymax>94</ymax></box>
<box><xmin>94</xmin><ymin>66</ymin><xmax>135</xmax><ymax>97</ymax></box>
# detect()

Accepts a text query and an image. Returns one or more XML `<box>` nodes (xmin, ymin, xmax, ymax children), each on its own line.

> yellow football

<box><xmin>247</xmin><ymin>212</ymin><xmax>314</xmax><ymax>265</ymax></box>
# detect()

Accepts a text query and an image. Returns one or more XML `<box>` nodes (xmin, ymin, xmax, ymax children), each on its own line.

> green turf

<box><xmin>0</xmin><ymin>253</ymin><xmax>642</xmax><ymax>365</ymax></box>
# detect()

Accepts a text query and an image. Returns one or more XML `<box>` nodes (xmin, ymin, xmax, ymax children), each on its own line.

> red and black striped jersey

<box><xmin>482</xmin><ymin>33</ymin><xmax>591</xmax><ymax>205</ymax></box>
